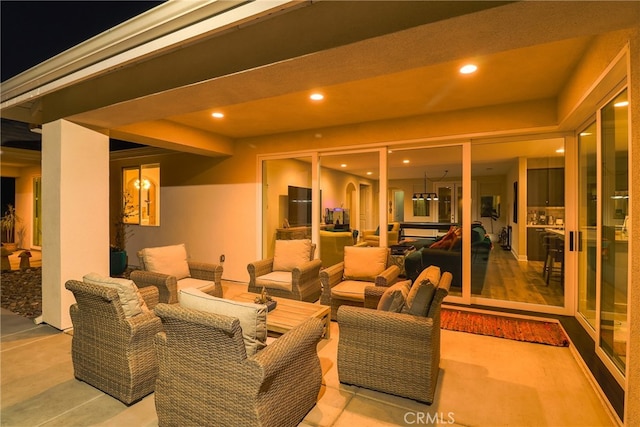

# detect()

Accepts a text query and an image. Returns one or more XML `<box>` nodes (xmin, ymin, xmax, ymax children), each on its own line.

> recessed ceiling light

<box><xmin>403</xmin><ymin>159</ymin><xmax>410</xmax><ymax>164</ymax></box>
<box><xmin>310</xmin><ymin>93</ymin><xmax>324</xmax><ymax>101</ymax></box>
<box><xmin>579</xmin><ymin>132</ymin><xmax>592</xmax><ymax>136</ymax></box>
<box><xmin>366</xmin><ymin>171</ymin><xmax>373</xmax><ymax>175</ymax></box>
<box><xmin>556</xmin><ymin>148</ymin><xmax>565</xmax><ymax>153</ymax></box>
<box><xmin>340</xmin><ymin>163</ymin><xmax>347</xmax><ymax>168</ymax></box>
<box><xmin>614</xmin><ymin>101</ymin><xmax>629</xmax><ymax>108</ymax></box>
<box><xmin>459</xmin><ymin>64</ymin><xmax>478</xmax><ymax>74</ymax></box>
<box><xmin>211</xmin><ymin>112</ymin><xmax>224</xmax><ymax>118</ymax></box>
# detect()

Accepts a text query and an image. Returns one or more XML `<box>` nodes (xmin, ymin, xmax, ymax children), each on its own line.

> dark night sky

<box><xmin>1</xmin><ymin>1</ymin><xmax>163</xmax><ymax>82</ymax></box>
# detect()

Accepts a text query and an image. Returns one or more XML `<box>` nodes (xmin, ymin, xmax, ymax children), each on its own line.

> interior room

<box><xmin>1</xmin><ymin>1</ymin><xmax>638</xmax><ymax>425</ymax></box>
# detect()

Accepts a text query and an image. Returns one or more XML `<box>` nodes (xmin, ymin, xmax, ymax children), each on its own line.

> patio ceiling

<box><xmin>1</xmin><ymin>1</ymin><xmax>638</xmax><ymax>177</ymax></box>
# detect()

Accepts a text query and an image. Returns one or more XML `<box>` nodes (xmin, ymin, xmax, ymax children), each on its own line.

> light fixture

<box><xmin>614</xmin><ymin>100</ymin><xmax>629</xmax><ymax>108</ymax></box>
<box><xmin>412</xmin><ymin>172</ymin><xmax>439</xmax><ymax>201</ymax></box>
<box><xmin>460</xmin><ymin>64</ymin><xmax>478</xmax><ymax>74</ymax></box>
<box><xmin>340</xmin><ymin>163</ymin><xmax>347</xmax><ymax>168</ymax></box>
<box><xmin>134</xmin><ymin>178</ymin><xmax>151</xmax><ymax>190</ymax></box>
<box><xmin>211</xmin><ymin>112</ymin><xmax>224</xmax><ymax>118</ymax></box>
<box><xmin>556</xmin><ymin>148</ymin><xmax>565</xmax><ymax>153</ymax></box>
<box><xmin>310</xmin><ymin>93</ymin><xmax>324</xmax><ymax>101</ymax></box>
<box><xmin>403</xmin><ymin>159</ymin><xmax>410</xmax><ymax>164</ymax></box>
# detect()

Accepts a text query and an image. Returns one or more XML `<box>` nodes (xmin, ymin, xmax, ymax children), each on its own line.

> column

<box><xmin>41</xmin><ymin>120</ymin><xmax>110</xmax><ymax>330</ymax></box>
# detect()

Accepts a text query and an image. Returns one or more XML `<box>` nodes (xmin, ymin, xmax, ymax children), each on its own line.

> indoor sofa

<box><xmin>405</xmin><ymin>223</ymin><xmax>491</xmax><ymax>291</ymax></box>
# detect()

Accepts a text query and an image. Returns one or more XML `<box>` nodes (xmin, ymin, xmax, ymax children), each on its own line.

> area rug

<box><xmin>441</xmin><ymin>308</ymin><xmax>570</xmax><ymax>347</ymax></box>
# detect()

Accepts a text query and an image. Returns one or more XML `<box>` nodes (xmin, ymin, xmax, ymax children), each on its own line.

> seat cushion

<box><xmin>177</xmin><ymin>278</ymin><xmax>216</xmax><ymax>294</ymax></box>
<box><xmin>343</xmin><ymin>246</ymin><xmax>387</xmax><ymax>282</ymax></box>
<box><xmin>178</xmin><ymin>288</ymin><xmax>267</xmax><ymax>356</ymax></box>
<box><xmin>256</xmin><ymin>271</ymin><xmax>293</xmax><ymax>292</ymax></box>
<box><xmin>331</xmin><ymin>280</ymin><xmax>370</xmax><ymax>302</ymax></box>
<box><xmin>83</xmin><ymin>272</ymin><xmax>149</xmax><ymax>317</ymax></box>
<box><xmin>272</xmin><ymin>239</ymin><xmax>312</xmax><ymax>272</ymax></box>
<box><xmin>141</xmin><ymin>244</ymin><xmax>191</xmax><ymax>280</ymax></box>
<box><xmin>377</xmin><ymin>280</ymin><xmax>411</xmax><ymax>312</ymax></box>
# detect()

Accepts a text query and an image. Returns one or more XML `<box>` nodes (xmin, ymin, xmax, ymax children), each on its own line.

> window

<box><xmin>122</xmin><ymin>164</ymin><xmax>160</xmax><ymax>226</ymax></box>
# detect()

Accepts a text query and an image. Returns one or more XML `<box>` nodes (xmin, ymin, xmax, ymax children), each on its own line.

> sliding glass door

<box><xmin>470</xmin><ymin>138</ymin><xmax>566</xmax><ymax>308</ymax></box>
<box><xmin>577</xmin><ymin>122</ymin><xmax>597</xmax><ymax>330</ymax></box>
<box><xmin>261</xmin><ymin>157</ymin><xmax>312</xmax><ymax>257</ymax></box>
<box><xmin>598</xmin><ymin>89</ymin><xmax>629</xmax><ymax>378</ymax></box>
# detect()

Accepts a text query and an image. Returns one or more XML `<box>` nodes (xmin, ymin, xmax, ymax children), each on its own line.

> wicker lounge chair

<box><xmin>320</xmin><ymin>246</ymin><xmax>400</xmax><ymax>320</ymax></box>
<box><xmin>65</xmin><ymin>278</ymin><xmax>162</xmax><ymax>405</ymax></box>
<box><xmin>153</xmin><ymin>303</ymin><xmax>323</xmax><ymax>427</ymax></box>
<box><xmin>336</xmin><ymin>270</ymin><xmax>452</xmax><ymax>404</ymax></box>
<box><xmin>247</xmin><ymin>239</ymin><xmax>322</xmax><ymax>302</ymax></box>
<box><xmin>130</xmin><ymin>244</ymin><xmax>223</xmax><ymax>304</ymax></box>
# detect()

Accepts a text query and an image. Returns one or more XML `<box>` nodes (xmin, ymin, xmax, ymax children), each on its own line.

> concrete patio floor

<box><xmin>1</xmin><ymin>280</ymin><xmax>617</xmax><ymax>426</ymax></box>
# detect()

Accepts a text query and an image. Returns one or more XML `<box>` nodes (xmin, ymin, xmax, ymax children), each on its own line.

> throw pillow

<box><xmin>178</xmin><ymin>288</ymin><xmax>267</xmax><ymax>356</ymax></box>
<box><xmin>272</xmin><ymin>239</ymin><xmax>312</xmax><ymax>272</ymax></box>
<box><xmin>141</xmin><ymin>244</ymin><xmax>191</xmax><ymax>280</ymax></box>
<box><xmin>83</xmin><ymin>272</ymin><xmax>149</xmax><ymax>317</ymax></box>
<box><xmin>343</xmin><ymin>246</ymin><xmax>387</xmax><ymax>282</ymax></box>
<box><xmin>401</xmin><ymin>279</ymin><xmax>436</xmax><ymax>317</ymax></box>
<box><xmin>377</xmin><ymin>280</ymin><xmax>411</xmax><ymax>312</ymax></box>
<box><xmin>415</xmin><ymin>265</ymin><xmax>441</xmax><ymax>287</ymax></box>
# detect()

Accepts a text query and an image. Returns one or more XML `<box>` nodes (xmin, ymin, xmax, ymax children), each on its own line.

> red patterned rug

<box><xmin>441</xmin><ymin>308</ymin><xmax>570</xmax><ymax>347</ymax></box>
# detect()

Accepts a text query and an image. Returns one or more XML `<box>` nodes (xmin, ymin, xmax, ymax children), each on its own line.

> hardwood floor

<box><xmin>449</xmin><ymin>246</ymin><xmax>565</xmax><ymax>306</ymax></box>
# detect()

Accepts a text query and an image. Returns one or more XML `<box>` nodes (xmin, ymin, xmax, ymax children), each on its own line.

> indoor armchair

<box><xmin>362</xmin><ymin>222</ymin><xmax>400</xmax><ymax>247</ymax></box>
<box><xmin>153</xmin><ymin>303</ymin><xmax>323</xmax><ymax>427</ymax></box>
<box><xmin>130</xmin><ymin>243</ymin><xmax>223</xmax><ymax>304</ymax></box>
<box><xmin>337</xmin><ymin>267</ymin><xmax>452</xmax><ymax>404</ymax></box>
<box><xmin>65</xmin><ymin>275</ymin><xmax>163</xmax><ymax>405</ymax></box>
<box><xmin>247</xmin><ymin>239</ymin><xmax>322</xmax><ymax>302</ymax></box>
<box><xmin>320</xmin><ymin>245</ymin><xmax>400</xmax><ymax>320</ymax></box>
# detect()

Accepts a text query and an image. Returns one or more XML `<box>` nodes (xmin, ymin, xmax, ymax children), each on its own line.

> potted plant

<box><xmin>1</xmin><ymin>204</ymin><xmax>21</xmax><ymax>252</ymax></box>
<box><xmin>110</xmin><ymin>192</ymin><xmax>135</xmax><ymax>276</ymax></box>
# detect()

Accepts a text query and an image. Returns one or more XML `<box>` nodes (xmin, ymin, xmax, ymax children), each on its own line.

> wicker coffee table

<box><xmin>231</xmin><ymin>292</ymin><xmax>330</xmax><ymax>339</ymax></box>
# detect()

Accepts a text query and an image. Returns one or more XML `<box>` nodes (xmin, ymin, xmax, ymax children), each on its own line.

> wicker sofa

<box><xmin>130</xmin><ymin>243</ymin><xmax>223</xmax><ymax>304</ymax></box>
<box><xmin>337</xmin><ymin>268</ymin><xmax>452</xmax><ymax>404</ymax></box>
<box><xmin>65</xmin><ymin>277</ymin><xmax>162</xmax><ymax>405</ymax></box>
<box><xmin>153</xmin><ymin>303</ymin><xmax>323</xmax><ymax>427</ymax></box>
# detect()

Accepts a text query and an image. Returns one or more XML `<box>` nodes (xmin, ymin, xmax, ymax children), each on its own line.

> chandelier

<box><xmin>412</xmin><ymin>172</ymin><xmax>439</xmax><ymax>201</ymax></box>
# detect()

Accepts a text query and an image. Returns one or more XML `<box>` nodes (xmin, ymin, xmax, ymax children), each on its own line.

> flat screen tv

<box><xmin>288</xmin><ymin>185</ymin><xmax>312</xmax><ymax>226</ymax></box>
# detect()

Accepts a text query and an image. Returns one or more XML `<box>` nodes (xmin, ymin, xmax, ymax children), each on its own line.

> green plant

<box><xmin>1</xmin><ymin>204</ymin><xmax>21</xmax><ymax>244</ymax></box>
<box><xmin>112</xmin><ymin>192</ymin><xmax>135</xmax><ymax>252</ymax></box>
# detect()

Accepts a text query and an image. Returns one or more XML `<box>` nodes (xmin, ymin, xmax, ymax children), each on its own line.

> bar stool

<box><xmin>544</xmin><ymin>235</ymin><xmax>564</xmax><ymax>285</ymax></box>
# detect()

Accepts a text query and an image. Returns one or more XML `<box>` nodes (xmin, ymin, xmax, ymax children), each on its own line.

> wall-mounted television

<box><xmin>288</xmin><ymin>185</ymin><xmax>312</xmax><ymax>226</ymax></box>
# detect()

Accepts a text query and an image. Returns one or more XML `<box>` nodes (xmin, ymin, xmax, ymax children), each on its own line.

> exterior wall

<box><xmin>42</xmin><ymin>120</ymin><xmax>109</xmax><ymax>330</ymax></box>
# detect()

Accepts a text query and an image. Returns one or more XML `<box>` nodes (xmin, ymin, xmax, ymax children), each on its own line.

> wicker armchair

<box><xmin>65</xmin><ymin>279</ymin><xmax>162</xmax><ymax>405</ymax></box>
<box><xmin>130</xmin><ymin>244</ymin><xmax>223</xmax><ymax>304</ymax></box>
<box><xmin>153</xmin><ymin>303</ymin><xmax>323</xmax><ymax>427</ymax></box>
<box><xmin>320</xmin><ymin>246</ymin><xmax>400</xmax><ymax>320</ymax></box>
<box><xmin>336</xmin><ymin>271</ymin><xmax>452</xmax><ymax>404</ymax></box>
<box><xmin>247</xmin><ymin>239</ymin><xmax>322</xmax><ymax>302</ymax></box>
